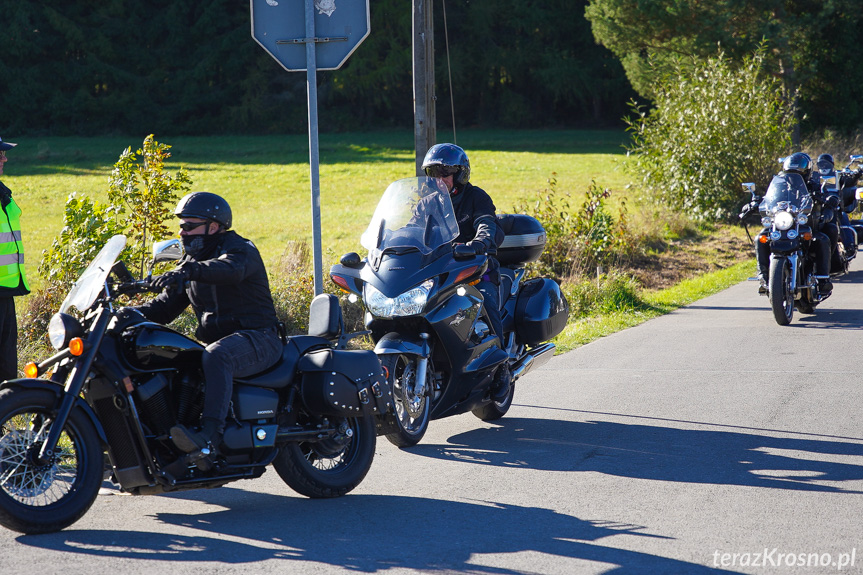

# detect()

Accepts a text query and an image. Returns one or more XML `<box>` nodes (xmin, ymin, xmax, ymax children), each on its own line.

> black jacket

<box><xmin>451</xmin><ymin>182</ymin><xmax>503</xmax><ymax>282</ymax></box>
<box><xmin>137</xmin><ymin>230</ymin><xmax>278</xmax><ymax>344</ymax></box>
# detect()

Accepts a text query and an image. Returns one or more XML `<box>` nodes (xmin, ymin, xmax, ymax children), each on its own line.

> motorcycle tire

<box><xmin>380</xmin><ymin>353</ymin><xmax>431</xmax><ymax>448</ymax></box>
<box><xmin>768</xmin><ymin>257</ymin><xmax>794</xmax><ymax>326</ymax></box>
<box><xmin>472</xmin><ymin>381</ymin><xmax>515</xmax><ymax>421</ymax></box>
<box><xmin>273</xmin><ymin>414</ymin><xmax>375</xmax><ymax>498</ymax></box>
<box><xmin>0</xmin><ymin>387</ymin><xmax>104</xmax><ymax>534</ymax></box>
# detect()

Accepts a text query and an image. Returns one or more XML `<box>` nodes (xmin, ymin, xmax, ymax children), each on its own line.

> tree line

<box><xmin>1</xmin><ymin>0</ymin><xmax>861</xmax><ymax>137</ymax></box>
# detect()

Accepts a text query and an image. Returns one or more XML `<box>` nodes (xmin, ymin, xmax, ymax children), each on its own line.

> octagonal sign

<box><xmin>251</xmin><ymin>0</ymin><xmax>370</xmax><ymax>71</ymax></box>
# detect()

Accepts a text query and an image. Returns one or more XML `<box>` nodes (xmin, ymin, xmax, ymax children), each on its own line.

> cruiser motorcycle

<box><xmin>0</xmin><ymin>235</ymin><xmax>391</xmax><ymax>534</ymax></box>
<box><xmin>329</xmin><ymin>177</ymin><xmax>569</xmax><ymax>447</ymax></box>
<box><xmin>740</xmin><ymin>171</ymin><xmax>832</xmax><ymax>325</ymax></box>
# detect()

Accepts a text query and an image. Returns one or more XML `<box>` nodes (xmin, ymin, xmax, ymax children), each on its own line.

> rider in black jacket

<box><xmin>421</xmin><ymin>143</ymin><xmax>510</xmax><ymax>401</ymax></box>
<box><xmin>135</xmin><ymin>192</ymin><xmax>282</xmax><ymax>459</ymax></box>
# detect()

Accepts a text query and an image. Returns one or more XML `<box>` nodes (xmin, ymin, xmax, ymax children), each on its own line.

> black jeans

<box><xmin>0</xmin><ymin>297</ymin><xmax>17</xmax><ymax>381</ymax></box>
<box><xmin>201</xmin><ymin>327</ymin><xmax>283</xmax><ymax>424</ymax></box>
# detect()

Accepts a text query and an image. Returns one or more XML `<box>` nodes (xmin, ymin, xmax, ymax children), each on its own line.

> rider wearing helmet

<box><xmin>135</xmin><ymin>192</ymin><xmax>282</xmax><ymax>463</ymax></box>
<box><xmin>754</xmin><ymin>153</ymin><xmax>832</xmax><ymax>295</ymax></box>
<box><xmin>421</xmin><ymin>143</ymin><xmax>510</xmax><ymax>401</ymax></box>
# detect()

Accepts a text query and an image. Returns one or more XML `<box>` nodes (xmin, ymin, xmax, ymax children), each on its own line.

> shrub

<box><xmin>512</xmin><ymin>174</ymin><xmax>631</xmax><ymax>278</ymax></box>
<box><xmin>624</xmin><ymin>43</ymin><xmax>796</xmax><ymax>221</ymax></box>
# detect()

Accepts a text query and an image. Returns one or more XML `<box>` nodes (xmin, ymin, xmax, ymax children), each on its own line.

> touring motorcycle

<box><xmin>0</xmin><ymin>235</ymin><xmax>391</xmax><ymax>534</ymax></box>
<box><xmin>329</xmin><ymin>177</ymin><xmax>569</xmax><ymax>447</ymax></box>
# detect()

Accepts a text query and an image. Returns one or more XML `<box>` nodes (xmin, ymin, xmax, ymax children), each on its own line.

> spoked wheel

<box><xmin>380</xmin><ymin>353</ymin><xmax>431</xmax><ymax>448</ymax></box>
<box><xmin>0</xmin><ymin>387</ymin><xmax>103</xmax><ymax>534</ymax></box>
<box><xmin>273</xmin><ymin>414</ymin><xmax>375</xmax><ymax>498</ymax></box>
<box><xmin>769</xmin><ymin>256</ymin><xmax>794</xmax><ymax>325</ymax></box>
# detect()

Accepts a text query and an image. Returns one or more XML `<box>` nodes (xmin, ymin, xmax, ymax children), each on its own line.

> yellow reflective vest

<box><xmin>0</xmin><ymin>197</ymin><xmax>29</xmax><ymax>292</ymax></box>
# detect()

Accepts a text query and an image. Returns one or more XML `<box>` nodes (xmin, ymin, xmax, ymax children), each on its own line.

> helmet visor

<box><xmin>424</xmin><ymin>165</ymin><xmax>459</xmax><ymax>178</ymax></box>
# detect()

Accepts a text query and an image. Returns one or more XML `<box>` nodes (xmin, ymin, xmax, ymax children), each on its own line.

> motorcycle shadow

<box><xmin>409</xmin><ymin>416</ymin><xmax>863</xmax><ymax>494</ymax></box>
<box><xmin>15</xmin><ymin>490</ymin><xmax>742</xmax><ymax>574</ymax></box>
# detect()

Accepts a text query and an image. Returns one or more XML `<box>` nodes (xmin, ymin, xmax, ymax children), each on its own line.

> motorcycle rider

<box><xmin>421</xmin><ymin>143</ymin><xmax>511</xmax><ymax>401</ymax></box>
<box><xmin>752</xmin><ymin>152</ymin><xmax>833</xmax><ymax>295</ymax></box>
<box><xmin>134</xmin><ymin>192</ymin><xmax>282</xmax><ymax>463</ymax></box>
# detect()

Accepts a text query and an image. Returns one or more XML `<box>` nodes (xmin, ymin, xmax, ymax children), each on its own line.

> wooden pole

<box><xmin>412</xmin><ymin>0</ymin><xmax>436</xmax><ymax>176</ymax></box>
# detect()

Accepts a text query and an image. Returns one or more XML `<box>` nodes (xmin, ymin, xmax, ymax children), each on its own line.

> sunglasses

<box><xmin>424</xmin><ymin>165</ymin><xmax>459</xmax><ymax>178</ymax></box>
<box><xmin>179</xmin><ymin>221</ymin><xmax>209</xmax><ymax>232</ymax></box>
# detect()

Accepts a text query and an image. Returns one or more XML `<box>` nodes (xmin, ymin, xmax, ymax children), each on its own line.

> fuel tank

<box><xmin>122</xmin><ymin>322</ymin><xmax>205</xmax><ymax>371</ymax></box>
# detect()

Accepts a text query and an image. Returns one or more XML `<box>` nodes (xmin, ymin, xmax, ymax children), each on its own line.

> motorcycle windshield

<box><xmin>361</xmin><ymin>177</ymin><xmax>460</xmax><ymax>256</ymax></box>
<box><xmin>60</xmin><ymin>235</ymin><xmax>127</xmax><ymax>314</ymax></box>
<box><xmin>760</xmin><ymin>173</ymin><xmax>813</xmax><ymax>215</ymax></box>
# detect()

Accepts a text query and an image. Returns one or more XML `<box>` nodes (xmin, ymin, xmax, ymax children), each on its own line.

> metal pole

<box><xmin>305</xmin><ymin>0</ymin><xmax>324</xmax><ymax>295</ymax></box>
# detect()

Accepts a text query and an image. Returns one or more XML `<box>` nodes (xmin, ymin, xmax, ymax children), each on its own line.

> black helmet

<box><xmin>816</xmin><ymin>153</ymin><xmax>835</xmax><ymax>175</ymax></box>
<box><xmin>174</xmin><ymin>192</ymin><xmax>232</xmax><ymax>229</ymax></box>
<box><xmin>782</xmin><ymin>152</ymin><xmax>813</xmax><ymax>179</ymax></box>
<box><xmin>422</xmin><ymin>143</ymin><xmax>471</xmax><ymax>187</ymax></box>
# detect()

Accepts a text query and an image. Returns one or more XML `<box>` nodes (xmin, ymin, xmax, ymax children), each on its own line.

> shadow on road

<box><xmin>15</xmin><ymin>490</ymin><xmax>742</xmax><ymax>574</ymax></box>
<box><xmin>407</xmin><ymin>417</ymin><xmax>863</xmax><ymax>494</ymax></box>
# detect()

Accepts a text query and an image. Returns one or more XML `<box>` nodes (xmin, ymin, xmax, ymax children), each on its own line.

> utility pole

<box><xmin>413</xmin><ymin>0</ymin><xmax>436</xmax><ymax>175</ymax></box>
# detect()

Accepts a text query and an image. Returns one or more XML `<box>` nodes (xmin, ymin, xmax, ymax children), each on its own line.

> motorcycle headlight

<box><xmin>48</xmin><ymin>313</ymin><xmax>84</xmax><ymax>351</ymax></box>
<box><xmin>774</xmin><ymin>211</ymin><xmax>795</xmax><ymax>231</ymax></box>
<box><xmin>365</xmin><ymin>280</ymin><xmax>433</xmax><ymax>317</ymax></box>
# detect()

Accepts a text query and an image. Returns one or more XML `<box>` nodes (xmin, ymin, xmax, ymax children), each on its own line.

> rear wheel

<box><xmin>380</xmin><ymin>353</ymin><xmax>431</xmax><ymax>448</ymax></box>
<box><xmin>0</xmin><ymin>387</ymin><xmax>103</xmax><ymax>534</ymax></box>
<box><xmin>769</xmin><ymin>257</ymin><xmax>794</xmax><ymax>325</ymax></box>
<box><xmin>472</xmin><ymin>379</ymin><xmax>515</xmax><ymax>421</ymax></box>
<box><xmin>273</xmin><ymin>414</ymin><xmax>375</xmax><ymax>498</ymax></box>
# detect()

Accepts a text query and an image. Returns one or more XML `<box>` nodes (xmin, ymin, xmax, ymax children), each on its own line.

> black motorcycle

<box><xmin>740</xmin><ymin>172</ymin><xmax>830</xmax><ymax>325</ymax></box>
<box><xmin>329</xmin><ymin>177</ymin><xmax>569</xmax><ymax>447</ymax></box>
<box><xmin>0</xmin><ymin>235</ymin><xmax>392</xmax><ymax>534</ymax></box>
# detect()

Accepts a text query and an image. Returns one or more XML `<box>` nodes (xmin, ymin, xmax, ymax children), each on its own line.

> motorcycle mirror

<box><xmin>821</xmin><ymin>175</ymin><xmax>838</xmax><ymax>191</ymax></box>
<box><xmin>850</xmin><ymin>154</ymin><xmax>863</xmax><ymax>164</ymax></box>
<box><xmin>148</xmin><ymin>239</ymin><xmax>184</xmax><ymax>279</ymax></box>
<box><xmin>340</xmin><ymin>252</ymin><xmax>362</xmax><ymax>268</ymax></box>
<box><xmin>742</xmin><ymin>182</ymin><xmax>756</xmax><ymax>195</ymax></box>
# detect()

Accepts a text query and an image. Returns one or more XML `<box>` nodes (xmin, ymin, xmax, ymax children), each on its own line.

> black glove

<box><xmin>453</xmin><ymin>240</ymin><xmax>487</xmax><ymax>259</ymax></box>
<box><xmin>825</xmin><ymin>194</ymin><xmax>840</xmax><ymax>209</ymax></box>
<box><xmin>151</xmin><ymin>267</ymin><xmax>190</xmax><ymax>292</ymax></box>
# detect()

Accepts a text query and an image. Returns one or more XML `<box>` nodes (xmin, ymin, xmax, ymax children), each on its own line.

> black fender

<box><xmin>0</xmin><ymin>378</ymin><xmax>109</xmax><ymax>447</ymax></box>
<box><xmin>374</xmin><ymin>332</ymin><xmax>428</xmax><ymax>357</ymax></box>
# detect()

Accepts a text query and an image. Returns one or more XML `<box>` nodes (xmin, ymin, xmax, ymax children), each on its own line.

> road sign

<box><xmin>250</xmin><ymin>0</ymin><xmax>370</xmax><ymax>71</ymax></box>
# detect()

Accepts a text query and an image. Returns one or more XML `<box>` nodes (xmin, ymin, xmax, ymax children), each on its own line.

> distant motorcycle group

<box><xmin>0</xmin><ymin>176</ymin><xmax>569</xmax><ymax>534</ymax></box>
<box><xmin>739</xmin><ymin>152</ymin><xmax>863</xmax><ymax>325</ymax></box>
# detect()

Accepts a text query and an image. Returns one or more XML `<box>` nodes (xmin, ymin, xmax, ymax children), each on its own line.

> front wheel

<box><xmin>768</xmin><ymin>256</ymin><xmax>794</xmax><ymax>326</ymax></box>
<box><xmin>380</xmin><ymin>353</ymin><xmax>431</xmax><ymax>448</ymax></box>
<box><xmin>273</xmin><ymin>414</ymin><xmax>375</xmax><ymax>498</ymax></box>
<box><xmin>0</xmin><ymin>387</ymin><xmax>104</xmax><ymax>534</ymax></box>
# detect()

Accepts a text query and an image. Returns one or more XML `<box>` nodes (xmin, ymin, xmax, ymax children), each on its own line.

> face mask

<box><xmin>182</xmin><ymin>233</ymin><xmax>220</xmax><ymax>258</ymax></box>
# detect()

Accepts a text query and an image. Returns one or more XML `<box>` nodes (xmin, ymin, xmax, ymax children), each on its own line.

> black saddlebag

<box><xmin>298</xmin><ymin>348</ymin><xmax>392</xmax><ymax>417</ymax></box>
<box><xmin>496</xmin><ymin>214</ymin><xmax>547</xmax><ymax>267</ymax></box>
<box><xmin>515</xmin><ymin>277</ymin><xmax>569</xmax><ymax>345</ymax></box>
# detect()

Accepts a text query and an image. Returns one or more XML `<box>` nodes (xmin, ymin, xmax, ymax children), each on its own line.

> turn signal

<box><xmin>758</xmin><ymin>235</ymin><xmax>769</xmax><ymax>244</ymax></box>
<box><xmin>69</xmin><ymin>337</ymin><xmax>85</xmax><ymax>356</ymax></box>
<box><xmin>331</xmin><ymin>274</ymin><xmax>351</xmax><ymax>293</ymax></box>
<box><xmin>454</xmin><ymin>266</ymin><xmax>479</xmax><ymax>284</ymax></box>
<box><xmin>24</xmin><ymin>362</ymin><xmax>39</xmax><ymax>379</ymax></box>
<box><xmin>802</xmin><ymin>232</ymin><xmax>813</xmax><ymax>241</ymax></box>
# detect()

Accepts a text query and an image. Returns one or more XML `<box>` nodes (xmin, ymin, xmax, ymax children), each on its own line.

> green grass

<box><xmin>5</xmin><ymin>130</ymin><xmax>634</xmax><ymax>293</ymax></box>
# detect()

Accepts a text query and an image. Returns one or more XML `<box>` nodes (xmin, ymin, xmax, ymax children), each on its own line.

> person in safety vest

<box><xmin>0</xmin><ymin>137</ymin><xmax>30</xmax><ymax>382</ymax></box>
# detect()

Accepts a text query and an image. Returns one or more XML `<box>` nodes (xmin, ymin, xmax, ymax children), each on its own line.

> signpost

<box><xmin>251</xmin><ymin>0</ymin><xmax>370</xmax><ymax>294</ymax></box>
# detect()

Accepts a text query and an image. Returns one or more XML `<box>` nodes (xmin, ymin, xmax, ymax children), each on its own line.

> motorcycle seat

<box><xmin>234</xmin><ymin>335</ymin><xmax>330</xmax><ymax>388</ymax></box>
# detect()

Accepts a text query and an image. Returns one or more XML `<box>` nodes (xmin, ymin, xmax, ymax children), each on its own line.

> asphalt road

<box><xmin>3</xmin><ymin>263</ymin><xmax>863</xmax><ymax>574</ymax></box>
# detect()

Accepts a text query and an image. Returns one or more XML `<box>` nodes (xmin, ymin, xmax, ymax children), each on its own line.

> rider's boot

<box><xmin>170</xmin><ymin>417</ymin><xmax>223</xmax><ymax>470</ymax></box>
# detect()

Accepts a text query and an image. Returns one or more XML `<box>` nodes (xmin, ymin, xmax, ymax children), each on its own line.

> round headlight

<box><xmin>774</xmin><ymin>211</ymin><xmax>795</xmax><ymax>231</ymax></box>
<box><xmin>48</xmin><ymin>313</ymin><xmax>84</xmax><ymax>351</ymax></box>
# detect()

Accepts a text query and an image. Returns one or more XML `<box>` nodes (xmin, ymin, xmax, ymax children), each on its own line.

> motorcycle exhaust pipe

<box><xmin>511</xmin><ymin>342</ymin><xmax>555</xmax><ymax>381</ymax></box>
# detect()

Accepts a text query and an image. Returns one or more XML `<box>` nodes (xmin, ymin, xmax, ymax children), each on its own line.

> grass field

<box><xmin>4</xmin><ymin>129</ymin><xmax>634</xmax><ymax>290</ymax></box>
